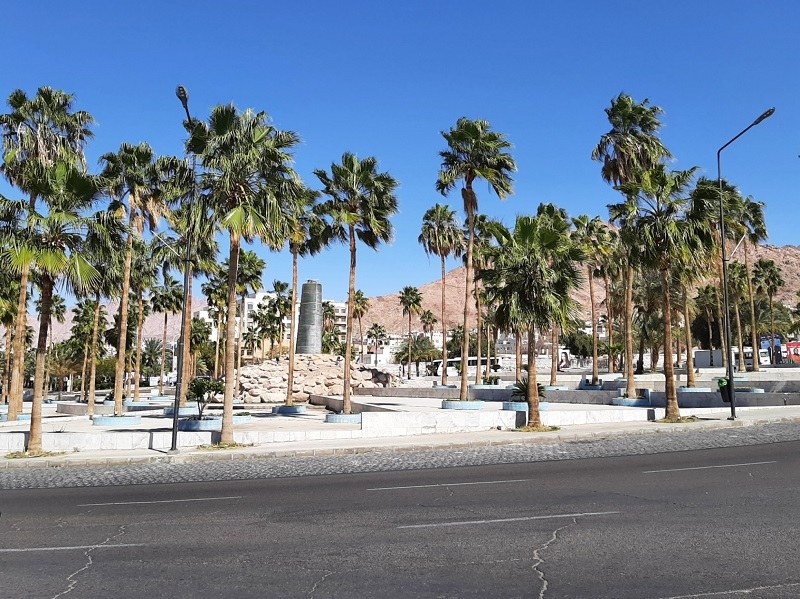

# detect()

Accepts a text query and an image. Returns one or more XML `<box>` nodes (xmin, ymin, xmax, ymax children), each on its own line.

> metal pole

<box><xmin>716</xmin><ymin>107</ymin><xmax>774</xmax><ymax>421</ymax></box>
<box><xmin>170</xmin><ymin>85</ymin><xmax>195</xmax><ymax>453</ymax></box>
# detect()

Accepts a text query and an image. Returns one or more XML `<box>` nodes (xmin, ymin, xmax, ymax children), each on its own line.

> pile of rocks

<box><xmin>238</xmin><ymin>354</ymin><xmax>397</xmax><ymax>404</ymax></box>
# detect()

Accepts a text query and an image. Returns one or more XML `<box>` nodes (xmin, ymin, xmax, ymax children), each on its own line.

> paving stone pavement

<box><xmin>2</xmin><ymin>420</ymin><xmax>799</xmax><ymax>490</ymax></box>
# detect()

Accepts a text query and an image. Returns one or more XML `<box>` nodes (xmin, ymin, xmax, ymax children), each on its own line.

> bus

<box><xmin>430</xmin><ymin>356</ymin><xmax>500</xmax><ymax>376</ymax></box>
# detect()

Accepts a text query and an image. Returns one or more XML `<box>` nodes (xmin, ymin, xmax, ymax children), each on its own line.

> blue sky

<box><xmin>2</xmin><ymin>0</ymin><xmax>798</xmax><ymax>303</ymax></box>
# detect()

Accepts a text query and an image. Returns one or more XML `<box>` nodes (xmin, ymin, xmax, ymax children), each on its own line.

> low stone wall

<box><xmin>239</xmin><ymin>354</ymin><xmax>397</xmax><ymax>404</ymax></box>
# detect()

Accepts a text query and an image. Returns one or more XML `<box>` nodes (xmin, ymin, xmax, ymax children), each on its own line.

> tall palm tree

<box><xmin>418</xmin><ymin>203</ymin><xmax>464</xmax><ymax>384</ymax></box>
<box><xmin>129</xmin><ymin>242</ymin><xmax>157</xmax><ymax>401</ymax></box>
<box><xmin>481</xmin><ymin>213</ymin><xmax>583</xmax><ymax>427</ymax></box>
<box><xmin>189</xmin><ymin>104</ymin><xmax>299</xmax><ymax>444</ymax></box>
<box><xmin>99</xmin><ymin>142</ymin><xmax>165</xmax><ymax>415</ymax></box>
<box><xmin>315</xmin><ymin>153</ymin><xmax>398</xmax><ymax>414</ymax></box>
<box><xmin>613</xmin><ymin>165</ymin><xmax>708</xmax><ymax>419</ymax></box>
<box><xmin>0</xmin><ymin>87</ymin><xmax>93</xmax><ymax>421</ymax></box>
<box><xmin>753</xmin><ymin>259</ymin><xmax>785</xmax><ymax>364</ymax></box>
<box><xmin>739</xmin><ymin>196</ymin><xmax>768</xmax><ymax>371</ymax></box>
<box><xmin>727</xmin><ymin>261</ymin><xmax>749</xmax><ymax>373</ymax></box>
<box><xmin>352</xmin><ymin>289</ymin><xmax>370</xmax><ymax>363</ymax></box>
<box><xmin>150</xmin><ymin>274</ymin><xmax>183</xmax><ymax>394</ymax></box>
<box><xmin>437</xmin><ymin>117</ymin><xmax>516</xmax><ymax>400</ymax></box>
<box><xmin>593</xmin><ymin>93</ymin><xmax>671</xmax><ymax>399</ymax></box>
<box><xmin>571</xmin><ymin>215</ymin><xmax>611</xmax><ymax>385</ymax></box>
<box><xmin>366</xmin><ymin>323</ymin><xmax>387</xmax><ymax>364</ymax></box>
<box><xmin>399</xmin><ymin>286</ymin><xmax>423</xmax><ymax>379</ymax></box>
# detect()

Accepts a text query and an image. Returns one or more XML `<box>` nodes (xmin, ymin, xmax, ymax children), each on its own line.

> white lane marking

<box><xmin>77</xmin><ymin>495</ymin><xmax>241</xmax><ymax>507</ymax></box>
<box><xmin>642</xmin><ymin>461</ymin><xmax>776</xmax><ymax>474</ymax></box>
<box><xmin>367</xmin><ymin>479</ymin><xmax>529</xmax><ymax>491</ymax></box>
<box><xmin>654</xmin><ymin>581</ymin><xmax>800</xmax><ymax>598</ymax></box>
<box><xmin>398</xmin><ymin>511</ymin><xmax>620</xmax><ymax>529</ymax></box>
<box><xmin>0</xmin><ymin>544</ymin><xmax>146</xmax><ymax>553</ymax></box>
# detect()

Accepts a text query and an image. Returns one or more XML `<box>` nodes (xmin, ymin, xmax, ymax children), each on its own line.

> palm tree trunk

<box><xmin>87</xmin><ymin>292</ymin><xmax>102</xmax><ymax>416</ymax></box>
<box><xmin>286</xmin><ymin>248</ymin><xmax>299</xmax><ymax>406</ymax></box>
<box><xmin>734</xmin><ymin>299</ymin><xmax>746</xmax><ymax>372</ymax></box>
<box><xmin>440</xmin><ymin>256</ymin><xmax>448</xmax><ymax>386</ymax></box>
<box><xmin>407</xmin><ymin>313</ymin><xmax>412</xmax><ymax>380</ymax></box>
<box><xmin>3</xmin><ymin>326</ymin><xmax>13</xmax><ymax>404</ymax></box>
<box><xmin>716</xmin><ymin>247</ymin><xmax>728</xmax><ymax>369</ymax></box>
<box><xmin>623</xmin><ymin>266</ymin><xmax>636</xmax><ymax>398</ymax></box>
<box><xmin>134</xmin><ymin>291</ymin><xmax>144</xmax><ymax>402</ymax></box>
<box><xmin>113</xmin><ymin>229</ymin><xmax>135</xmax><ymax>415</ymax></box>
<box><xmin>484</xmin><ymin>324</ymin><xmax>491</xmax><ymax>381</ymax></box>
<box><xmin>549</xmin><ymin>326</ymin><xmax>558</xmax><ymax>386</ymax></box>
<box><xmin>526</xmin><ymin>326</ymin><xmax>542</xmax><ymax>428</ymax></box>
<box><xmin>8</xmin><ymin>259</ymin><xmax>31</xmax><ymax>421</ymax></box>
<box><xmin>460</xmin><ymin>194</ymin><xmax>475</xmax><ymax>401</ymax></box>
<box><xmin>604</xmin><ymin>272</ymin><xmax>614</xmax><ymax>373</ymax></box>
<box><xmin>744</xmin><ymin>244</ymin><xmax>760</xmax><ymax>371</ymax></box>
<box><xmin>214</xmin><ymin>310</ymin><xmax>222</xmax><ymax>379</ymax></box>
<box><xmin>179</xmin><ymin>285</ymin><xmax>193</xmax><ymax>407</ymax></box>
<box><xmin>159</xmin><ymin>312</ymin><xmax>168</xmax><ymax>395</ymax></box>
<box><xmin>79</xmin><ymin>329</ymin><xmax>90</xmax><ymax>401</ymax></box>
<box><xmin>515</xmin><ymin>328</ymin><xmax>522</xmax><ymax>382</ymax></box>
<box><xmin>28</xmin><ymin>278</ymin><xmax>53</xmax><ymax>452</ymax></box>
<box><xmin>659</xmin><ymin>268</ymin><xmax>679</xmax><ymax>420</ymax></box>
<box><xmin>358</xmin><ymin>315</ymin><xmax>364</xmax><ymax>364</ymax></box>
<box><xmin>769</xmin><ymin>295</ymin><xmax>775</xmax><ymax>365</ymax></box>
<box><xmin>683</xmin><ymin>287</ymin><xmax>695</xmax><ymax>387</ymax></box>
<box><xmin>236</xmin><ymin>292</ymin><xmax>245</xmax><ymax>393</ymax></box>
<box><xmin>589</xmin><ymin>267</ymin><xmax>599</xmax><ymax>384</ymax></box>
<box><xmin>342</xmin><ymin>226</ymin><xmax>357</xmax><ymax>414</ymax></box>
<box><xmin>220</xmin><ymin>233</ymin><xmax>241</xmax><ymax>445</ymax></box>
<box><xmin>474</xmin><ymin>284</ymin><xmax>482</xmax><ymax>385</ymax></box>
<box><xmin>705</xmin><ymin>309</ymin><xmax>714</xmax><ymax>363</ymax></box>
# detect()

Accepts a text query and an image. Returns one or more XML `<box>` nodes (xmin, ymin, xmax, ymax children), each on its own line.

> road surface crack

<box><xmin>50</xmin><ymin>524</ymin><xmax>129</xmax><ymax>599</ymax></box>
<box><xmin>532</xmin><ymin>517</ymin><xmax>575</xmax><ymax>599</ymax></box>
<box><xmin>308</xmin><ymin>569</ymin><xmax>336</xmax><ymax>598</ymax></box>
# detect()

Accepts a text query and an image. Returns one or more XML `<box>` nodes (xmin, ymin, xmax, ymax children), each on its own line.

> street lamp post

<box><xmin>717</xmin><ymin>107</ymin><xmax>774</xmax><ymax>420</ymax></box>
<box><xmin>169</xmin><ymin>84</ymin><xmax>196</xmax><ymax>452</ymax></box>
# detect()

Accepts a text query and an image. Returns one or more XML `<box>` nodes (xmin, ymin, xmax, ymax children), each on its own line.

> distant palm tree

<box><xmin>366</xmin><ymin>323</ymin><xmax>387</xmax><ymax>364</ymax></box>
<box><xmin>315</xmin><ymin>153</ymin><xmax>398</xmax><ymax>414</ymax></box>
<box><xmin>727</xmin><ymin>262</ymin><xmax>749</xmax><ymax>373</ymax></box>
<box><xmin>437</xmin><ymin>117</ymin><xmax>515</xmax><ymax>400</ymax></box>
<box><xmin>420</xmin><ymin>309</ymin><xmax>437</xmax><ymax>341</ymax></box>
<box><xmin>419</xmin><ymin>203</ymin><xmax>464</xmax><ymax>385</ymax></box>
<box><xmin>399</xmin><ymin>286</ymin><xmax>423</xmax><ymax>379</ymax></box>
<box><xmin>233</xmin><ymin>249</ymin><xmax>266</xmax><ymax>390</ymax></box>
<box><xmin>753</xmin><ymin>259</ymin><xmax>785</xmax><ymax>364</ymax></box>
<box><xmin>150</xmin><ymin>274</ymin><xmax>183</xmax><ymax>394</ymax></box>
<box><xmin>352</xmin><ymin>290</ymin><xmax>370</xmax><ymax>363</ymax></box>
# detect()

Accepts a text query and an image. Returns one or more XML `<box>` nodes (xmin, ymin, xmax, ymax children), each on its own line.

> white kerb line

<box><xmin>642</xmin><ymin>461</ymin><xmax>776</xmax><ymax>474</ymax></box>
<box><xmin>367</xmin><ymin>479</ymin><xmax>530</xmax><ymax>491</ymax></box>
<box><xmin>77</xmin><ymin>495</ymin><xmax>242</xmax><ymax>507</ymax></box>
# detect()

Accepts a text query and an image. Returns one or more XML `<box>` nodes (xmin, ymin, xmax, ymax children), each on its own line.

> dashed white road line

<box><xmin>0</xmin><ymin>544</ymin><xmax>146</xmax><ymax>553</ymax></box>
<box><xmin>367</xmin><ymin>479</ymin><xmax>529</xmax><ymax>491</ymax></box>
<box><xmin>642</xmin><ymin>461</ymin><xmax>776</xmax><ymax>474</ymax></box>
<box><xmin>398</xmin><ymin>510</ymin><xmax>620</xmax><ymax>529</ymax></box>
<box><xmin>77</xmin><ymin>495</ymin><xmax>241</xmax><ymax>506</ymax></box>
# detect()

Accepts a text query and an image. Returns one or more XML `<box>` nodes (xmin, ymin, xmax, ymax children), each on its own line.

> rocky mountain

<box><xmin>27</xmin><ymin>244</ymin><xmax>800</xmax><ymax>343</ymax></box>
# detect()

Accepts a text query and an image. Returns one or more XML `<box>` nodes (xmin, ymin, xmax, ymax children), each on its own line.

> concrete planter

<box><xmin>163</xmin><ymin>406</ymin><xmax>200</xmax><ymax>417</ymax></box>
<box><xmin>273</xmin><ymin>405</ymin><xmax>307</xmax><ymax>415</ymax></box>
<box><xmin>677</xmin><ymin>387</ymin><xmax>713</xmax><ymax>393</ymax></box>
<box><xmin>502</xmin><ymin>401</ymin><xmax>550</xmax><ymax>412</ymax></box>
<box><xmin>542</xmin><ymin>385</ymin><xmax>568</xmax><ymax>391</ymax></box>
<box><xmin>232</xmin><ymin>414</ymin><xmax>252</xmax><ymax>424</ymax></box>
<box><xmin>178</xmin><ymin>416</ymin><xmax>222</xmax><ymax>431</ymax></box>
<box><xmin>611</xmin><ymin>398</ymin><xmax>651</xmax><ymax>407</ymax></box>
<box><xmin>325</xmin><ymin>413</ymin><xmax>362</xmax><ymax>424</ymax></box>
<box><xmin>0</xmin><ymin>405</ymin><xmax>7</xmax><ymax>414</ymax></box>
<box><xmin>738</xmin><ymin>387</ymin><xmax>765</xmax><ymax>393</ymax></box>
<box><xmin>579</xmin><ymin>379</ymin><xmax>603</xmax><ymax>390</ymax></box>
<box><xmin>441</xmin><ymin>400</ymin><xmax>484</xmax><ymax>410</ymax></box>
<box><xmin>92</xmin><ymin>415</ymin><xmax>142</xmax><ymax>426</ymax></box>
<box><xmin>0</xmin><ymin>413</ymin><xmax>31</xmax><ymax>421</ymax></box>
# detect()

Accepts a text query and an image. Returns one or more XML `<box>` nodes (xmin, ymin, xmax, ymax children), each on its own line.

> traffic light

<box><xmin>717</xmin><ymin>378</ymin><xmax>732</xmax><ymax>403</ymax></box>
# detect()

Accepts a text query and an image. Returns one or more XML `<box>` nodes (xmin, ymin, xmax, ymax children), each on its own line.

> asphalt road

<box><xmin>2</xmin><ymin>440</ymin><xmax>800</xmax><ymax>598</ymax></box>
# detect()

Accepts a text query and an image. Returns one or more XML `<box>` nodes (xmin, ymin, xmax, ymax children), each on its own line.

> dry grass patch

<box><xmin>196</xmin><ymin>442</ymin><xmax>254</xmax><ymax>451</ymax></box>
<box><xmin>515</xmin><ymin>425</ymin><xmax>560</xmax><ymax>433</ymax></box>
<box><xmin>5</xmin><ymin>450</ymin><xmax>65</xmax><ymax>459</ymax></box>
<box><xmin>658</xmin><ymin>416</ymin><xmax>700</xmax><ymax>424</ymax></box>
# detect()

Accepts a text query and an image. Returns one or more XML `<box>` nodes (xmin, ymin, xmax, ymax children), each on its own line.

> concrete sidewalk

<box><xmin>2</xmin><ymin>400</ymin><xmax>799</xmax><ymax>470</ymax></box>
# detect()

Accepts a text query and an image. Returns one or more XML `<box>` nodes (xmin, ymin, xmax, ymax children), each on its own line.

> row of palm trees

<box><xmin>0</xmin><ymin>86</ymin><xmax>790</xmax><ymax>448</ymax></box>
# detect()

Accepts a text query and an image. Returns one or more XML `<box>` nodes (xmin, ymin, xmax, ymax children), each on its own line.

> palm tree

<box><xmin>593</xmin><ymin>93</ymin><xmax>671</xmax><ymax>400</ymax></box>
<box><xmin>366</xmin><ymin>323</ymin><xmax>387</xmax><ymax>364</ymax></box>
<box><xmin>613</xmin><ymin>165</ymin><xmax>709</xmax><ymax>419</ymax></box>
<box><xmin>418</xmin><ymin>203</ymin><xmax>464</xmax><ymax>385</ymax></box>
<box><xmin>420</xmin><ymin>309</ymin><xmax>437</xmax><ymax>341</ymax></box>
<box><xmin>399</xmin><ymin>286</ymin><xmax>423</xmax><ymax>379</ymax></box>
<box><xmin>728</xmin><ymin>262</ymin><xmax>749</xmax><ymax>373</ymax></box>
<box><xmin>351</xmin><ymin>289</ymin><xmax>370</xmax><ymax>363</ymax></box>
<box><xmin>571</xmin><ymin>215</ymin><xmax>611</xmax><ymax>385</ymax></box>
<box><xmin>270</xmin><ymin>279</ymin><xmax>291</xmax><ymax>355</ymax></box>
<box><xmin>201</xmin><ymin>267</ymin><xmax>228</xmax><ymax>379</ymax></box>
<box><xmin>99</xmin><ymin>142</ymin><xmax>165</xmax><ymax>415</ymax></box>
<box><xmin>0</xmin><ymin>87</ymin><xmax>93</xmax><ymax>421</ymax></box>
<box><xmin>189</xmin><ymin>104</ymin><xmax>299</xmax><ymax>444</ymax></box>
<box><xmin>481</xmin><ymin>213</ymin><xmax>583</xmax><ymax>427</ymax></box>
<box><xmin>315</xmin><ymin>153</ymin><xmax>398</xmax><ymax>414</ymax></box>
<box><xmin>753</xmin><ymin>259</ymin><xmax>785</xmax><ymax>364</ymax></box>
<box><xmin>150</xmin><ymin>274</ymin><xmax>183</xmax><ymax>394</ymax></box>
<box><xmin>695</xmin><ymin>285</ymin><xmax>719</xmax><ymax>358</ymax></box>
<box><xmin>35</xmin><ymin>292</ymin><xmax>66</xmax><ymax>398</ymax></box>
<box><xmin>739</xmin><ymin>196</ymin><xmax>768</xmax><ymax>371</ymax></box>
<box><xmin>233</xmin><ymin>249</ymin><xmax>266</xmax><ymax>390</ymax></box>
<box><xmin>437</xmin><ymin>118</ymin><xmax>516</xmax><ymax>400</ymax></box>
